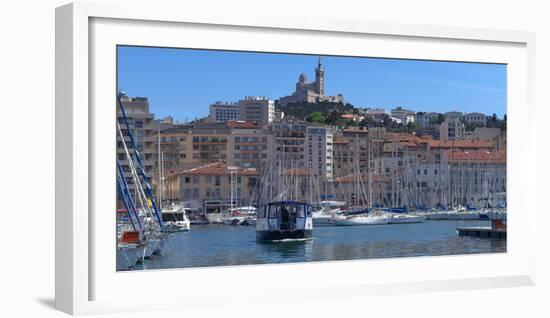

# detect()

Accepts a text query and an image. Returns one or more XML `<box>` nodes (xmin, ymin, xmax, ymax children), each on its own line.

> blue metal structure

<box><xmin>117</xmin><ymin>92</ymin><xmax>163</xmax><ymax>229</ymax></box>
<box><xmin>117</xmin><ymin>160</ymin><xmax>142</xmax><ymax>230</ymax></box>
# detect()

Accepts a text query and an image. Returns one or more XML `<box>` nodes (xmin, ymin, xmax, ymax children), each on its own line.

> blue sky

<box><xmin>117</xmin><ymin>46</ymin><xmax>507</xmax><ymax>122</ymax></box>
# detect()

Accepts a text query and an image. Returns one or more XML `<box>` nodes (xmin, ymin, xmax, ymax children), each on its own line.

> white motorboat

<box><xmin>162</xmin><ymin>202</ymin><xmax>191</xmax><ymax>231</ymax></box>
<box><xmin>205</xmin><ymin>213</ymin><xmax>223</xmax><ymax>224</ymax></box>
<box><xmin>312</xmin><ymin>201</ymin><xmax>344</xmax><ymax>226</ymax></box>
<box><xmin>222</xmin><ymin>215</ymin><xmax>247</xmax><ymax>225</ymax></box>
<box><xmin>223</xmin><ymin>206</ymin><xmax>257</xmax><ymax>226</ymax></box>
<box><xmin>388</xmin><ymin>213</ymin><xmax>426</xmax><ymax>224</ymax></box>
<box><xmin>312</xmin><ymin>213</ymin><xmax>337</xmax><ymax>226</ymax></box>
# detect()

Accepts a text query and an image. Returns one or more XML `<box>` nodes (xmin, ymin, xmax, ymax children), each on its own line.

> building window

<box><xmin>193</xmin><ymin>176</ymin><xmax>199</xmax><ymax>184</ymax></box>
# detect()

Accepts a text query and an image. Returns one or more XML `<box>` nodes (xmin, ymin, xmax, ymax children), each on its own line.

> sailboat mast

<box><xmin>157</xmin><ymin>128</ymin><xmax>161</xmax><ymax>209</ymax></box>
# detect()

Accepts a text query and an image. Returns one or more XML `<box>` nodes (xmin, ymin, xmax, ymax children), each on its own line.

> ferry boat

<box><xmin>256</xmin><ymin>201</ymin><xmax>313</xmax><ymax>242</ymax></box>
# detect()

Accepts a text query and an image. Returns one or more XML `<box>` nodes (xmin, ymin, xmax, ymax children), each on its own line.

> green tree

<box><xmin>307</xmin><ymin>111</ymin><xmax>326</xmax><ymax>124</ymax></box>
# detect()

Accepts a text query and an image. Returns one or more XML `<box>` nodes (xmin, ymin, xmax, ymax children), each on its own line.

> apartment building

<box><xmin>464</xmin><ymin>112</ymin><xmax>487</xmax><ymax>126</ymax></box>
<box><xmin>208</xmin><ymin>97</ymin><xmax>275</xmax><ymax>127</ymax></box>
<box><xmin>237</xmin><ymin>96</ymin><xmax>275</xmax><ymax>126</ymax></box>
<box><xmin>228</xmin><ymin>120</ymin><xmax>274</xmax><ymax>170</ymax></box>
<box><xmin>116</xmin><ymin>94</ymin><xmax>156</xmax><ymax>191</ymax></box>
<box><xmin>305</xmin><ymin>126</ymin><xmax>334</xmax><ymax>195</ymax></box>
<box><xmin>208</xmin><ymin>102</ymin><xmax>239</xmax><ymax>123</ymax></box>
<box><xmin>438</xmin><ymin>111</ymin><xmax>464</xmax><ymax>140</ymax></box>
<box><xmin>415</xmin><ymin>112</ymin><xmax>441</xmax><ymax>127</ymax></box>
<box><xmin>269</xmin><ymin>121</ymin><xmax>307</xmax><ymax>169</ymax></box>
<box><xmin>155</xmin><ymin>126</ymin><xmax>192</xmax><ymax>174</ymax></box>
<box><xmin>164</xmin><ymin>161</ymin><xmax>260</xmax><ymax>209</ymax></box>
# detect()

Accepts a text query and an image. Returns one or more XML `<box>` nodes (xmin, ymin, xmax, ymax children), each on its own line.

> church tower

<box><xmin>315</xmin><ymin>56</ymin><xmax>325</xmax><ymax>96</ymax></box>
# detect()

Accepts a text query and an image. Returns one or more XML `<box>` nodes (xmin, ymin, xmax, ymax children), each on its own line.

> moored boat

<box><xmin>222</xmin><ymin>206</ymin><xmax>257</xmax><ymax>226</ymax></box>
<box><xmin>312</xmin><ymin>201</ymin><xmax>344</xmax><ymax>226</ymax></box>
<box><xmin>162</xmin><ymin>202</ymin><xmax>191</xmax><ymax>231</ymax></box>
<box><xmin>116</xmin><ymin>243</ymin><xmax>141</xmax><ymax>271</ymax></box>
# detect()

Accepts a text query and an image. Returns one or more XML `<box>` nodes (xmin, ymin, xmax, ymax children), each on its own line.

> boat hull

<box><xmin>163</xmin><ymin>220</ymin><xmax>190</xmax><ymax>232</ymax></box>
<box><xmin>313</xmin><ymin>216</ymin><xmax>337</xmax><ymax>226</ymax></box>
<box><xmin>223</xmin><ymin>216</ymin><xmax>246</xmax><ymax>225</ymax></box>
<box><xmin>240</xmin><ymin>218</ymin><xmax>256</xmax><ymax>226</ymax></box>
<box><xmin>205</xmin><ymin>213</ymin><xmax>223</xmax><ymax>224</ymax></box>
<box><xmin>256</xmin><ymin>229</ymin><xmax>312</xmax><ymax>242</ymax></box>
<box><xmin>426</xmin><ymin>212</ymin><xmax>481</xmax><ymax>220</ymax></box>
<box><xmin>116</xmin><ymin>245</ymin><xmax>140</xmax><ymax>271</ymax></box>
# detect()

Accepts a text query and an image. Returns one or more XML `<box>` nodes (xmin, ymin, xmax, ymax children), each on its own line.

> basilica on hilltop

<box><xmin>278</xmin><ymin>57</ymin><xmax>346</xmax><ymax>107</ymax></box>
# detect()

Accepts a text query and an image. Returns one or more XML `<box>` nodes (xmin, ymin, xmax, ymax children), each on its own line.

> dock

<box><xmin>456</xmin><ymin>226</ymin><xmax>506</xmax><ymax>239</ymax></box>
<box><xmin>456</xmin><ymin>213</ymin><xmax>507</xmax><ymax>239</ymax></box>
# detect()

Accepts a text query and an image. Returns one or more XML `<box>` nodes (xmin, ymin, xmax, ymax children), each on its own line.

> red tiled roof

<box><xmin>283</xmin><ymin>167</ymin><xmax>309</xmax><ymax>177</ymax></box>
<box><xmin>444</xmin><ymin>150</ymin><xmax>506</xmax><ymax>163</ymax></box>
<box><xmin>428</xmin><ymin>139</ymin><xmax>494</xmax><ymax>149</ymax></box>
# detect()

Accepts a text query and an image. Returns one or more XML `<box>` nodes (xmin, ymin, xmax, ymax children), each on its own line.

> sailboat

<box><xmin>221</xmin><ymin>166</ymin><xmax>258</xmax><ymax>225</ymax></box>
<box><xmin>335</xmin><ymin>134</ymin><xmax>392</xmax><ymax>226</ymax></box>
<box><xmin>157</xmin><ymin>130</ymin><xmax>191</xmax><ymax>232</ymax></box>
<box><xmin>116</xmin><ymin>92</ymin><xmax>166</xmax><ymax>268</ymax></box>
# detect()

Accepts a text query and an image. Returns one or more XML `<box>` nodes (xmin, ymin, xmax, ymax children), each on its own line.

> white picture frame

<box><xmin>55</xmin><ymin>1</ymin><xmax>537</xmax><ymax>315</ymax></box>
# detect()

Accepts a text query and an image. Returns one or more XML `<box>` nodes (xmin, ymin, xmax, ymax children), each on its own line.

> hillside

<box><xmin>276</xmin><ymin>101</ymin><xmax>355</xmax><ymax>121</ymax></box>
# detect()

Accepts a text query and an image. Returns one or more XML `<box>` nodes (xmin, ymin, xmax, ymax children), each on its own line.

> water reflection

<box><xmin>256</xmin><ymin>239</ymin><xmax>314</xmax><ymax>263</ymax></box>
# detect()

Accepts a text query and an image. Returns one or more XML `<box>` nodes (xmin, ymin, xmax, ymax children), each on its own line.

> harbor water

<box><xmin>134</xmin><ymin>220</ymin><xmax>506</xmax><ymax>270</ymax></box>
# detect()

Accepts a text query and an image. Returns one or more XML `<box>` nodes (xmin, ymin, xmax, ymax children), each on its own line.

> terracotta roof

<box><xmin>283</xmin><ymin>167</ymin><xmax>310</xmax><ymax>177</ymax></box>
<box><xmin>428</xmin><ymin>139</ymin><xmax>494</xmax><ymax>149</ymax></box>
<box><xmin>444</xmin><ymin>150</ymin><xmax>506</xmax><ymax>163</ymax></box>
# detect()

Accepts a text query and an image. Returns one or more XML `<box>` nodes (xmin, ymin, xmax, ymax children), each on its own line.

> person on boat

<box><xmin>281</xmin><ymin>206</ymin><xmax>290</xmax><ymax>224</ymax></box>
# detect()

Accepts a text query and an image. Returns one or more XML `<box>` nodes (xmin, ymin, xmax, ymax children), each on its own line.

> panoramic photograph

<box><xmin>115</xmin><ymin>46</ymin><xmax>507</xmax><ymax>271</ymax></box>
